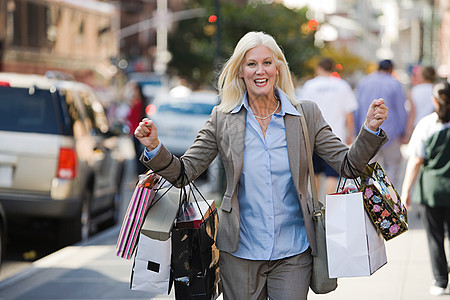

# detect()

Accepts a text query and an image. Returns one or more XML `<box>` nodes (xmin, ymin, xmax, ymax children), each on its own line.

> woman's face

<box><xmin>240</xmin><ymin>45</ymin><xmax>278</xmax><ymax>99</ymax></box>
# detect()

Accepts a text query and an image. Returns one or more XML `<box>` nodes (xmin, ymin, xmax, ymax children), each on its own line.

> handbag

<box><xmin>359</xmin><ymin>162</ymin><xmax>408</xmax><ymax>241</ymax></box>
<box><xmin>297</xmin><ymin>104</ymin><xmax>337</xmax><ymax>294</ymax></box>
<box><xmin>116</xmin><ymin>171</ymin><xmax>161</xmax><ymax>259</ymax></box>
<box><xmin>325</xmin><ymin>179</ymin><xmax>387</xmax><ymax>278</ymax></box>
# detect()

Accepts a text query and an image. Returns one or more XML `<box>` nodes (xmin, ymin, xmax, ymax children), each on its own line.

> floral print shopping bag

<box><xmin>360</xmin><ymin>162</ymin><xmax>408</xmax><ymax>241</ymax></box>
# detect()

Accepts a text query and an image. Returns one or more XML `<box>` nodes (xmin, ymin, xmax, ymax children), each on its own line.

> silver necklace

<box><xmin>254</xmin><ymin>100</ymin><xmax>280</xmax><ymax>120</ymax></box>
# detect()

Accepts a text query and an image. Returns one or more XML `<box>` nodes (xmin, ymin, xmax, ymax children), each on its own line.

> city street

<box><xmin>0</xmin><ymin>0</ymin><xmax>448</xmax><ymax>299</ymax></box>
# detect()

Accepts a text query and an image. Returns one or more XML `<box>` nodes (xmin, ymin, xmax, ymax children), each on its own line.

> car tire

<box><xmin>104</xmin><ymin>162</ymin><xmax>125</xmax><ymax>228</ymax></box>
<box><xmin>57</xmin><ymin>187</ymin><xmax>93</xmax><ymax>247</ymax></box>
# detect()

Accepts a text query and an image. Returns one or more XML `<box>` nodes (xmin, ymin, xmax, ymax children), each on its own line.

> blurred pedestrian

<box><xmin>401</xmin><ymin>81</ymin><xmax>450</xmax><ymax>296</ymax></box>
<box><xmin>405</xmin><ymin>65</ymin><xmax>437</xmax><ymax>141</ymax></box>
<box><xmin>354</xmin><ymin>59</ymin><xmax>408</xmax><ymax>187</ymax></box>
<box><xmin>298</xmin><ymin>57</ymin><xmax>358</xmax><ymax>195</ymax></box>
<box><xmin>134</xmin><ymin>31</ymin><xmax>389</xmax><ymax>299</ymax></box>
<box><xmin>127</xmin><ymin>83</ymin><xmax>148</xmax><ymax>175</ymax></box>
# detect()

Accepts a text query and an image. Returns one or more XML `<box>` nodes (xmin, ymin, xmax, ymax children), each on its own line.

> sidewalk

<box><xmin>0</xmin><ymin>203</ymin><xmax>449</xmax><ymax>300</ymax></box>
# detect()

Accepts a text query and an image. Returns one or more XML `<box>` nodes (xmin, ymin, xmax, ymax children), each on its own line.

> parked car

<box><xmin>0</xmin><ymin>72</ymin><xmax>127</xmax><ymax>246</ymax></box>
<box><xmin>148</xmin><ymin>89</ymin><xmax>225</xmax><ymax>193</ymax></box>
<box><xmin>125</xmin><ymin>72</ymin><xmax>168</xmax><ymax>104</ymax></box>
<box><xmin>148</xmin><ymin>89</ymin><xmax>218</xmax><ymax>157</ymax></box>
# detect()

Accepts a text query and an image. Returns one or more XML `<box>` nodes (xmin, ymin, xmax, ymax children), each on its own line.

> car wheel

<box><xmin>57</xmin><ymin>188</ymin><xmax>93</xmax><ymax>247</ymax></box>
<box><xmin>104</xmin><ymin>163</ymin><xmax>124</xmax><ymax>228</ymax></box>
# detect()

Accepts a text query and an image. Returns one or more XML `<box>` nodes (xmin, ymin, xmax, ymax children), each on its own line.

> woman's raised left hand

<box><xmin>365</xmin><ymin>98</ymin><xmax>388</xmax><ymax>132</ymax></box>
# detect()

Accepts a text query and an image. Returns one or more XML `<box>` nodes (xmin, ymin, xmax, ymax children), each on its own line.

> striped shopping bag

<box><xmin>116</xmin><ymin>172</ymin><xmax>160</xmax><ymax>259</ymax></box>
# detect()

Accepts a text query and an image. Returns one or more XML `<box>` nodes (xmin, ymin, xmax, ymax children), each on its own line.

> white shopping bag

<box><xmin>325</xmin><ymin>192</ymin><xmax>387</xmax><ymax>278</ymax></box>
<box><xmin>131</xmin><ymin>233</ymin><xmax>172</xmax><ymax>294</ymax></box>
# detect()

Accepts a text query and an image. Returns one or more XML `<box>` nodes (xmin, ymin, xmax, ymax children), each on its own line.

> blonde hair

<box><xmin>217</xmin><ymin>31</ymin><xmax>298</xmax><ymax>113</ymax></box>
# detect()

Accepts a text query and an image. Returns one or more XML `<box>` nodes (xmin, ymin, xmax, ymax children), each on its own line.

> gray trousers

<box><xmin>219</xmin><ymin>249</ymin><xmax>312</xmax><ymax>300</ymax></box>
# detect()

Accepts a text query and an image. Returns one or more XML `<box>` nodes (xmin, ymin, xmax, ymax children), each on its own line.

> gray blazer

<box><xmin>141</xmin><ymin>100</ymin><xmax>388</xmax><ymax>256</ymax></box>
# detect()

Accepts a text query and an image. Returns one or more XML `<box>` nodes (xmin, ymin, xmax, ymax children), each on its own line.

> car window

<box><xmin>157</xmin><ymin>103</ymin><xmax>215</xmax><ymax>115</ymax></box>
<box><xmin>64</xmin><ymin>90</ymin><xmax>88</xmax><ymax>137</ymax></box>
<box><xmin>79</xmin><ymin>91</ymin><xmax>109</xmax><ymax>134</ymax></box>
<box><xmin>0</xmin><ymin>86</ymin><xmax>60</xmax><ymax>134</ymax></box>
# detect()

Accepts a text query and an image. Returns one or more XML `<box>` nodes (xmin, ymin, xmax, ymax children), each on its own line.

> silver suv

<box><xmin>0</xmin><ymin>72</ymin><xmax>127</xmax><ymax>246</ymax></box>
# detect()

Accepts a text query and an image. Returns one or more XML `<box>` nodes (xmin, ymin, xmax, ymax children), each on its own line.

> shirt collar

<box><xmin>231</xmin><ymin>88</ymin><xmax>301</xmax><ymax>116</ymax></box>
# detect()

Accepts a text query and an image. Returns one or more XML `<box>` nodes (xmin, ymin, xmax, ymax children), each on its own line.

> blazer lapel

<box><xmin>285</xmin><ymin>113</ymin><xmax>302</xmax><ymax>192</ymax></box>
<box><xmin>226</xmin><ymin>109</ymin><xmax>246</xmax><ymax>187</ymax></box>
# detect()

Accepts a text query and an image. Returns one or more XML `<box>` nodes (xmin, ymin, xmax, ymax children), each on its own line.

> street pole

<box><xmin>154</xmin><ymin>0</ymin><xmax>169</xmax><ymax>74</ymax></box>
<box><xmin>214</xmin><ymin>0</ymin><xmax>221</xmax><ymax>66</ymax></box>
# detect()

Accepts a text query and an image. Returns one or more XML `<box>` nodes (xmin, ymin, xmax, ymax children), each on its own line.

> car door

<box><xmin>79</xmin><ymin>88</ymin><xmax>121</xmax><ymax>211</ymax></box>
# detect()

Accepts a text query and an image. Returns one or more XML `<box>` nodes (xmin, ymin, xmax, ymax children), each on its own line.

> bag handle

<box><xmin>177</xmin><ymin>158</ymin><xmax>214</xmax><ymax>222</ymax></box>
<box><xmin>296</xmin><ymin>103</ymin><xmax>320</xmax><ymax>213</ymax></box>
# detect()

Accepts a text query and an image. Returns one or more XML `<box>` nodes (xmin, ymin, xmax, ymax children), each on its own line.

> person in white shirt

<box><xmin>405</xmin><ymin>65</ymin><xmax>437</xmax><ymax>141</ymax></box>
<box><xmin>298</xmin><ymin>57</ymin><xmax>358</xmax><ymax>194</ymax></box>
<box><xmin>401</xmin><ymin>81</ymin><xmax>450</xmax><ymax>296</ymax></box>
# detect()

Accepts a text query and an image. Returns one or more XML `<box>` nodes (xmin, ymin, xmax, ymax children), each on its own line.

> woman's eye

<box><xmin>247</xmin><ymin>62</ymin><xmax>256</xmax><ymax>67</ymax></box>
<box><xmin>264</xmin><ymin>61</ymin><xmax>272</xmax><ymax>65</ymax></box>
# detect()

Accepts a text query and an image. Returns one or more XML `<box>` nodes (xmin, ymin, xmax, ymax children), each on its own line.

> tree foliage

<box><xmin>167</xmin><ymin>1</ymin><xmax>319</xmax><ymax>89</ymax></box>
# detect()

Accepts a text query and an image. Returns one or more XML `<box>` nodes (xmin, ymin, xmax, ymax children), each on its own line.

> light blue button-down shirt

<box><xmin>230</xmin><ymin>90</ymin><xmax>309</xmax><ymax>260</ymax></box>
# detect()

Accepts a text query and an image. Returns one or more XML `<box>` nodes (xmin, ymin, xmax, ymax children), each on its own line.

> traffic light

<box><xmin>204</xmin><ymin>14</ymin><xmax>217</xmax><ymax>36</ymax></box>
<box><xmin>208</xmin><ymin>15</ymin><xmax>217</xmax><ymax>23</ymax></box>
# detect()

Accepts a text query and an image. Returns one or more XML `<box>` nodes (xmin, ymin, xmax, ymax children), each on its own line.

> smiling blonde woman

<box><xmin>135</xmin><ymin>31</ymin><xmax>390</xmax><ymax>299</ymax></box>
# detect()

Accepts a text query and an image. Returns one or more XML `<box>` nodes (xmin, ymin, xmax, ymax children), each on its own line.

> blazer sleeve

<box><xmin>140</xmin><ymin>106</ymin><xmax>220</xmax><ymax>186</ymax></box>
<box><xmin>302</xmin><ymin>100</ymin><xmax>389</xmax><ymax>178</ymax></box>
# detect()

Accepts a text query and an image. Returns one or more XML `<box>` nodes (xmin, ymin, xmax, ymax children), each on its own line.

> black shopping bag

<box><xmin>171</xmin><ymin>205</ymin><xmax>222</xmax><ymax>300</ymax></box>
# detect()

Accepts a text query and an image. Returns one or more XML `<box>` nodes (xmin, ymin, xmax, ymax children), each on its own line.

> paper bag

<box><xmin>141</xmin><ymin>185</ymin><xmax>180</xmax><ymax>241</ymax></box>
<box><xmin>172</xmin><ymin>207</ymin><xmax>222</xmax><ymax>299</ymax></box>
<box><xmin>175</xmin><ymin>199</ymin><xmax>216</xmax><ymax>229</ymax></box>
<box><xmin>116</xmin><ymin>173</ymin><xmax>160</xmax><ymax>259</ymax></box>
<box><xmin>360</xmin><ymin>162</ymin><xmax>408</xmax><ymax>241</ymax></box>
<box><xmin>130</xmin><ymin>233</ymin><xmax>172</xmax><ymax>294</ymax></box>
<box><xmin>325</xmin><ymin>192</ymin><xmax>387</xmax><ymax>278</ymax></box>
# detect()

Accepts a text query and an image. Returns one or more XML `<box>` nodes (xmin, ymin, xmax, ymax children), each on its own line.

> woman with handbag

<box><xmin>134</xmin><ymin>31</ymin><xmax>389</xmax><ymax>299</ymax></box>
<box><xmin>401</xmin><ymin>81</ymin><xmax>450</xmax><ymax>296</ymax></box>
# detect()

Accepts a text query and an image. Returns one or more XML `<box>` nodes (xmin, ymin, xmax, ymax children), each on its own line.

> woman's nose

<box><xmin>256</xmin><ymin>64</ymin><xmax>264</xmax><ymax>74</ymax></box>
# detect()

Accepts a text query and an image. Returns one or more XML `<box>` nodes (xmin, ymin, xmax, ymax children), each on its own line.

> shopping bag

<box><xmin>175</xmin><ymin>199</ymin><xmax>216</xmax><ymax>229</ymax></box>
<box><xmin>326</xmin><ymin>191</ymin><xmax>387</xmax><ymax>278</ymax></box>
<box><xmin>116</xmin><ymin>172</ymin><xmax>161</xmax><ymax>259</ymax></box>
<box><xmin>140</xmin><ymin>181</ymin><xmax>180</xmax><ymax>241</ymax></box>
<box><xmin>172</xmin><ymin>198</ymin><xmax>222</xmax><ymax>300</ymax></box>
<box><xmin>360</xmin><ymin>162</ymin><xmax>408</xmax><ymax>241</ymax></box>
<box><xmin>130</xmin><ymin>233</ymin><xmax>172</xmax><ymax>294</ymax></box>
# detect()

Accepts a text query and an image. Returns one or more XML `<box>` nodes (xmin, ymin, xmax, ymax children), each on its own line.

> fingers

<box><xmin>143</xmin><ymin>120</ymin><xmax>153</xmax><ymax>137</ymax></box>
<box><xmin>365</xmin><ymin>98</ymin><xmax>389</xmax><ymax>132</ymax></box>
<box><xmin>372</xmin><ymin>98</ymin><xmax>388</xmax><ymax>121</ymax></box>
<box><xmin>134</xmin><ymin>118</ymin><xmax>153</xmax><ymax>138</ymax></box>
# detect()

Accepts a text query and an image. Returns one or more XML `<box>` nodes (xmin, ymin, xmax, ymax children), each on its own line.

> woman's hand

<box><xmin>365</xmin><ymin>98</ymin><xmax>388</xmax><ymax>132</ymax></box>
<box><xmin>134</xmin><ymin>118</ymin><xmax>160</xmax><ymax>151</ymax></box>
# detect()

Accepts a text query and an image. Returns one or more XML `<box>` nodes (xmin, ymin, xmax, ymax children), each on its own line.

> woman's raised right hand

<box><xmin>134</xmin><ymin>118</ymin><xmax>160</xmax><ymax>151</ymax></box>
